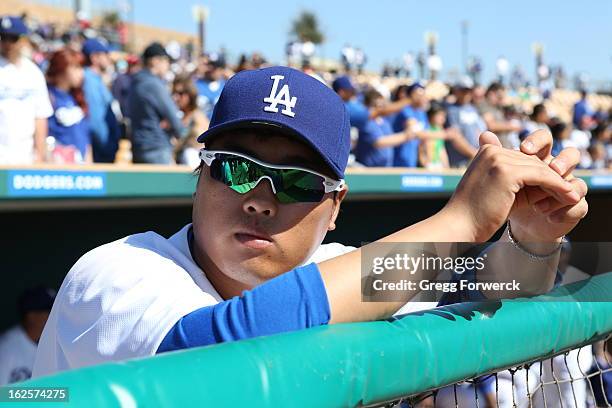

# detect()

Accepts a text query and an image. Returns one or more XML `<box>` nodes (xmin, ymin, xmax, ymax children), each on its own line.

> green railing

<box><xmin>10</xmin><ymin>272</ymin><xmax>612</xmax><ymax>407</ymax></box>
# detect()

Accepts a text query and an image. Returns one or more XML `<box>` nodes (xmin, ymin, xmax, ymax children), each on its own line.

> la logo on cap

<box><xmin>263</xmin><ymin>75</ymin><xmax>297</xmax><ymax>118</ymax></box>
<box><xmin>1</xmin><ymin>17</ymin><xmax>12</xmax><ymax>29</ymax></box>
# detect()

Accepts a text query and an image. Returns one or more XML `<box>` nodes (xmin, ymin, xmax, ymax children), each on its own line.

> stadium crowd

<box><xmin>1</xmin><ymin>14</ymin><xmax>611</xmax><ymax>170</ymax></box>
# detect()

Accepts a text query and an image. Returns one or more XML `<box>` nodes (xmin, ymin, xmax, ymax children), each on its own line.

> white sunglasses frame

<box><xmin>199</xmin><ymin>149</ymin><xmax>345</xmax><ymax>194</ymax></box>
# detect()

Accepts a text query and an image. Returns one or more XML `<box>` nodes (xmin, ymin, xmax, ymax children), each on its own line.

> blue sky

<box><xmin>127</xmin><ymin>0</ymin><xmax>609</xmax><ymax>84</ymax></box>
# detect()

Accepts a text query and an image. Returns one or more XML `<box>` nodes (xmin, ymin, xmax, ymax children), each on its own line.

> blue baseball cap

<box><xmin>18</xmin><ymin>286</ymin><xmax>56</xmax><ymax>316</ymax></box>
<box><xmin>0</xmin><ymin>16</ymin><xmax>29</xmax><ymax>37</ymax></box>
<box><xmin>82</xmin><ymin>38</ymin><xmax>109</xmax><ymax>56</ymax></box>
<box><xmin>407</xmin><ymin>82</ymin><xmax>425</xmax><ymax>95</ymax></box>
<box><xmin>197</xmin><ymin>66</ymin><xmax>351</xmax><ymax>179</ymax></box>
<box><xmin>332</xmin><ymin>75</ymin><xmax>355</xmax><ymax>93</ymax></box>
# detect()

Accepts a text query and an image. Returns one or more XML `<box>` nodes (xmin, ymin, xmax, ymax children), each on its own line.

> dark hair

<box><xmin>172</xmin><ymin>76</ymin><xmax>199</xmax><ymax>112</ymax></box>
<box><xmin>485</xmin><ymin>82</ymin><xmax>504</xmax><ymax>96</ymax></box>
<box><xmin>46</xmin><ymin>49</ymin><xmax>88</xmax><ymax>114</ymax></box>
<box><xmin>427</xmin><ymin>102</ymin><xmax>445</xmax><ymax>121</ymax></box>
<box><xmin>391</xmin><ymin>84</ymin><xmax>410</xmax><ymax>102</ymax></box>
<box><xmin>550</xmin><ymin>121</ymin><xmax>567</xmax><ymax>140</ymax></box>
<box><xmin>530</xmin><ymin>103</ymin><xmax>546</xmax><ymax>121</ymax></box>
<box><xmin>363</xmin><ymin>88</ymin><xmax>383</xmax><ymax>108</ymax></box>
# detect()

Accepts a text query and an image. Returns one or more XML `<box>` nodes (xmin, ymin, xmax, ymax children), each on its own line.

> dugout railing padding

<box><xmin>13</xmin><ymin>272</ymin><xmax>612</xmax><ymax>407</ymax></box>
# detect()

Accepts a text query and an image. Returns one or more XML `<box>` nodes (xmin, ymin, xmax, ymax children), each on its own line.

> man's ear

<box><xmin>328</xmin><ymin>185</ymin><xmax>349</xmax><ymax>231</ymax></box>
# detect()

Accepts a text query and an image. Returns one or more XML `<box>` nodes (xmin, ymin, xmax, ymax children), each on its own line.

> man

<box><xmin>0</xmin><ymin>286</ymin><xmax>56</xmax><ymax>385</ymax></box>
<box><xmin>570</xmin><ymin>114</ymin><xmax>594</xmax><ymax>169</ymax></box>
<box><xmin>572</xmin><ymin>89</ymin><xmax>594</xmax><ymax>128</ymax></box>
<box><xmin>34</xmin><ymin>66</ymin><xmax>587</xmax><ymax>377</ymax></box>
<box><xmin>82</xmin><ymin>38</ymin><xmax>120</xmax><ymax>163</ymax></box>
<box><xmin>128</xmin><ymin>42</ymin><xmax>183</xmax><ymax>164</ymax></box>
<box><xmin>332</xmin><ymin>75</ymin><xmax>411</xmax><ymax>134</ymax></box>
<box><xmin>0</xmin><ymin>15</ymin><xmax>53</xmax><ymax>164</ymax></box>
<box><xmin>194</xmin><ymin>56</ymin><xmax>226</xmax><ymax>120</ymax></box>
<box><xmin>332</xmin><ymin>75</ymin><xmax>369</xmax><ymax>131</ymax></box>
<box><xmin>479</xmin><ymin>82</ymin><xmax>521</xmax><ymax>149</ymax></box>
<box><xmin>445</xmin><ymin>76</ymin><xmax>487</xmax><ymax>167</ymax></box>
<box><xmin>392</xmin><ymin>83</ymin><xmax>455</xmax><ymax>167</ymax></box>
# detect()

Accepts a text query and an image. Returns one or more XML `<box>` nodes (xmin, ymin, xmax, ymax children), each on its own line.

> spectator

<box><xmin>354</xmin><ymin>88</ymin><xmax>411</xmax><ymax>167</ymax></box>
<box><xmin>46</xmin><ymin>49</ymin><xmax>91</xmax><ymax>163</ymax></box>
<box><xmin>341</xmin><ymin>44</ymin><xmax>354</xmax><ymax>72</ymax></box>
<box><xmin>195</xmin><ymin>57</ymin><xmax>226</xmax><ymax>119</ymax></box>
<box><xmin>550</xmin><ymin>120</ymin><xmax>573</xmax><ymax>157</ymax></box>
<box><xmin>128</xmin><ymin>42</ymin><xmax>183</xmax><ymax>164</ymax></box>
<box><xmin>392</xmin><ymin>83</ymin><xmax>453</xmax><ymax>167</ymax></box>
<box><xmin>445</xmin><ymin>77</ymin><xmax>486</xmax><ymax>167</ymax></box>
<box><xmin>479</xmin><ymin>82</ymin><xmax>521</xmax><ymax>149</ymax></box>
<box><xmin>570</xmin><ymin>115</ymin><xmax>593</xmax><ymax>169</ymax></box>
<box><xmin>419</xmin><ymin>103</ymin><xmax>450</xmax><ymax>169</ymax></box>
<box><xmin>520</xmin><ymin>104</ymin><xmax>551</xmax><ymax>145</ymax></box>
<box><xmin>588</xmin><ymin>142</ymin><xmax>606</xmax><ymax>170</ymax></box>
<box><xmin>171</xmin><ymin>76</ymin><xmax>209</xmax><ymax>167</ymax></box>
<box><xmin>332</xmin><ymin>75</ymin><xmax>369</xmax><ymax>131</ymax></box>
<box><xmin>525</xmin><ymin>104</ymin><xmax>550</xmax><ymax>132</ymax></box>
<box><xmin>354</xmin><ymin>47</ymin><xmax>366</xmax><ymax>75</ymax></box>
<box><xmin>572</xmin><ymin>89</ymin><xmax>594</xmax><ymax>127</ymax></box>
<box><xmin>0</xmin><ymin>15</ymin><xmax>53</xmax><ymax>164</ymax></box>
<box><xmin>0</xmin><ymin>286</ymin><xmax>56</xmax><ymax>385</ymax></box>
<box><xmin>82</xmin><ymin>38</ymin><xmax>120</xmax><ymax>163</ymax></box>
<box><xmin>111</xmin><ymin>54</ymin><xmax>140</xmax><ymax>137</ymax></box>
<box><xmin>588</xmin><ymin>338</ymin><xmax>612</xmax><ymax>407</ymax></box>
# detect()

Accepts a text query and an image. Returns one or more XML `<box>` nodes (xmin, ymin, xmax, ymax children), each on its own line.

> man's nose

<box><xmin>241</xmin><ymin>178</ymin><xmax>278</xmax><ymax>217</ymax></box>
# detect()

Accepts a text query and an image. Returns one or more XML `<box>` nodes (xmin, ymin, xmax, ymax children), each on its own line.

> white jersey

<box><xmin>0</xmin><ymin>325</ymin><xmax>38</xmax><ymax>385</ymax></box>
<box><xmin>32</xmin><ymin>225</ymin><xmax>358</xmax><ymax>378</ymax></box>
<box><xmin>0</xmin><ymin>56</ymin><xmax>53</xmax><ymax>164</ymax></box>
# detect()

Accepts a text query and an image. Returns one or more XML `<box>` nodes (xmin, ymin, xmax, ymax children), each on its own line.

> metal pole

<box><xmin>129</xmin><ymin>0</ymin><xmax>135</xmax><ymax>52</ymax></box>
<box><xmin>461</xmin><ymin>20</ymin><xmax>468</xmax><ymax>73</ymax></box>
<box><xmin>198</xmin><ymin>17</ymin><xmax>205</xmax><ymax>56</ymax></box>
<box><xmin>74</xmin><ymin>0</ymin><xmax>82</xmax><ymax>19</ymax></box>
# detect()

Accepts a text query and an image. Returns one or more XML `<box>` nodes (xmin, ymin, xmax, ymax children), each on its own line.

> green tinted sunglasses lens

<box><xmin>276</xmin><ymin>169</ymin><xmax>325</xmax><ymax>203</ymax></box>
<box><xmin>210</xmin><ymin>155</ymin><xmax>326</xmax><ymax>203</ymax></box>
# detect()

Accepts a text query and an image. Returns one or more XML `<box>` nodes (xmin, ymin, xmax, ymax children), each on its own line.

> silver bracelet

<box><xmin>506</xmin><ymin>220</ymin><xmax>565</xmax><ymax>261</ymax></box>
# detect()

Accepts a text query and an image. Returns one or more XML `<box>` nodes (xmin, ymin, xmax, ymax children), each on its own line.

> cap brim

<box><xmin>197</xmin><ymin>119</ymin><xmax>343</xmax><ymax>179</ymax></box>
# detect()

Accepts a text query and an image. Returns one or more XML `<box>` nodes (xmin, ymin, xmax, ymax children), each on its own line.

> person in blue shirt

<box><xmin>82</xmin><ymin>38</ymin><xmax>120</xmax><ymax>163</ymax></box>
<box><xmin>332</xmin><ymin>75</ymin><xmax>369</xmax><ymax>131</ymax></box>
<box><xmin>572</xmin><ymin>90</ymin><xmax>594</xmax><ymax>128</ymax></box>
<box><xmin>588</xmin><ymin>338</ymin><xmax>612</xmax><ymax>407</ymax></box>
<box><xmin>355</xmin><ymin>88</ymin><xmax>412</xmax><ymax>167</ymax></box>
<box><xmin>445</xmin><ymin>77</ymin><xmax>487</xmax><ymax>167</ymax></box>
<box><xmin>45</xmin><ymin>49</ymin><xmax>91</xmax><ymax>163</ymax></box>
<box><xmin>194</xmin><ymin>57</ymin><xmax>226</xmax><ymax>120</ymax></box>
<box><xmin>128</xmin><ymin>42</ymin><xmax>184</xmax><ymax>164</ymax></box>
<box><xmin>392</xmin><ymin>83</ymin><xmax>456</xmax><ymax>167</ymax></box>
<box><xmin>332</xmin><ymin>75</ymin><xmax>413</xmax><ymax>152</ymax></box>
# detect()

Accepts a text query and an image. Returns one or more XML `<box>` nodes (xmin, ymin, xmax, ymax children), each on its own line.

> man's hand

<box><xmin>507</xmin><ymin>130</ymin><xmax>588</xmax><ymax>242</ymax></box>
<box><xmin>445</xmin><ymin>130</ymin><xmax>582</xmax><ymax>242</ymax></box>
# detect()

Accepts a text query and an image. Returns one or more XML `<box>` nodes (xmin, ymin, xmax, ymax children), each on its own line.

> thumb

<box><xmin>478</xmin><ymin>131</ymin><xmax>502</xmax><ymax>148</ymax></box>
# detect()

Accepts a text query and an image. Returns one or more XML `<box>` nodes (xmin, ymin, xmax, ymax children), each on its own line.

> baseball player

<box><xmin>33</xmin><ymin>66</ymin><xmax>587</xmax><ymax>377</ymax></box>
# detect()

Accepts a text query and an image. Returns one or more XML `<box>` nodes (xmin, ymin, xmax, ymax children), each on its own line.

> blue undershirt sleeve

<box><xmin>157</xmin><ymin>262</ymin><xmax>330</xmax><ymax>353</ymax></box>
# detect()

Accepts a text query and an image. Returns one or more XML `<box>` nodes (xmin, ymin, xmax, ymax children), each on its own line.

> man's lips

<box><xmin>234</xmin><ymin>231</ymin><xmax>273</xmax><ymax>249</ymax></box>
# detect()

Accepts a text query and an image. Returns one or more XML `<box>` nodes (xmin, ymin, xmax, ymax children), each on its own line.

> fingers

<box><xmin>533</xmin><ymin>177</ymin><xmax>588</xmax><ymax>214</ymax></box>
<box><xmin>546</xmin><ymin>198</ymin><xmax>589</xmax><ymax>224</ymax></box>
<box><xmin>514</xmin><ymin>165</ymin><xmax>580</xmax><ymax>205</ymax></box>
<box><xmin>549</xmin><ymin>147</ymin><xmax>581</xmax><ymax>177</ymax></box>
<box><xmin>520</xmin><ymin>129</ymin><xmax>553</xmax><ymax>160</ymax></box>
<box><xmin>478</xmin><ymin>131</ymin><xmax>502</xmax><ymax>148</ymax></box>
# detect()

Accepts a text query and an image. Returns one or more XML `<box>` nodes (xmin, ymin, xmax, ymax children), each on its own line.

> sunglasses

<box><xmin>0</xmin><ymin>34</ymin><xmax>20</xmax><ymax>43</ymax></box>
<box><xmin>199</xmin><ymin>149</ymin><xmax>344</xmax><ymax>203</ymax></box>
